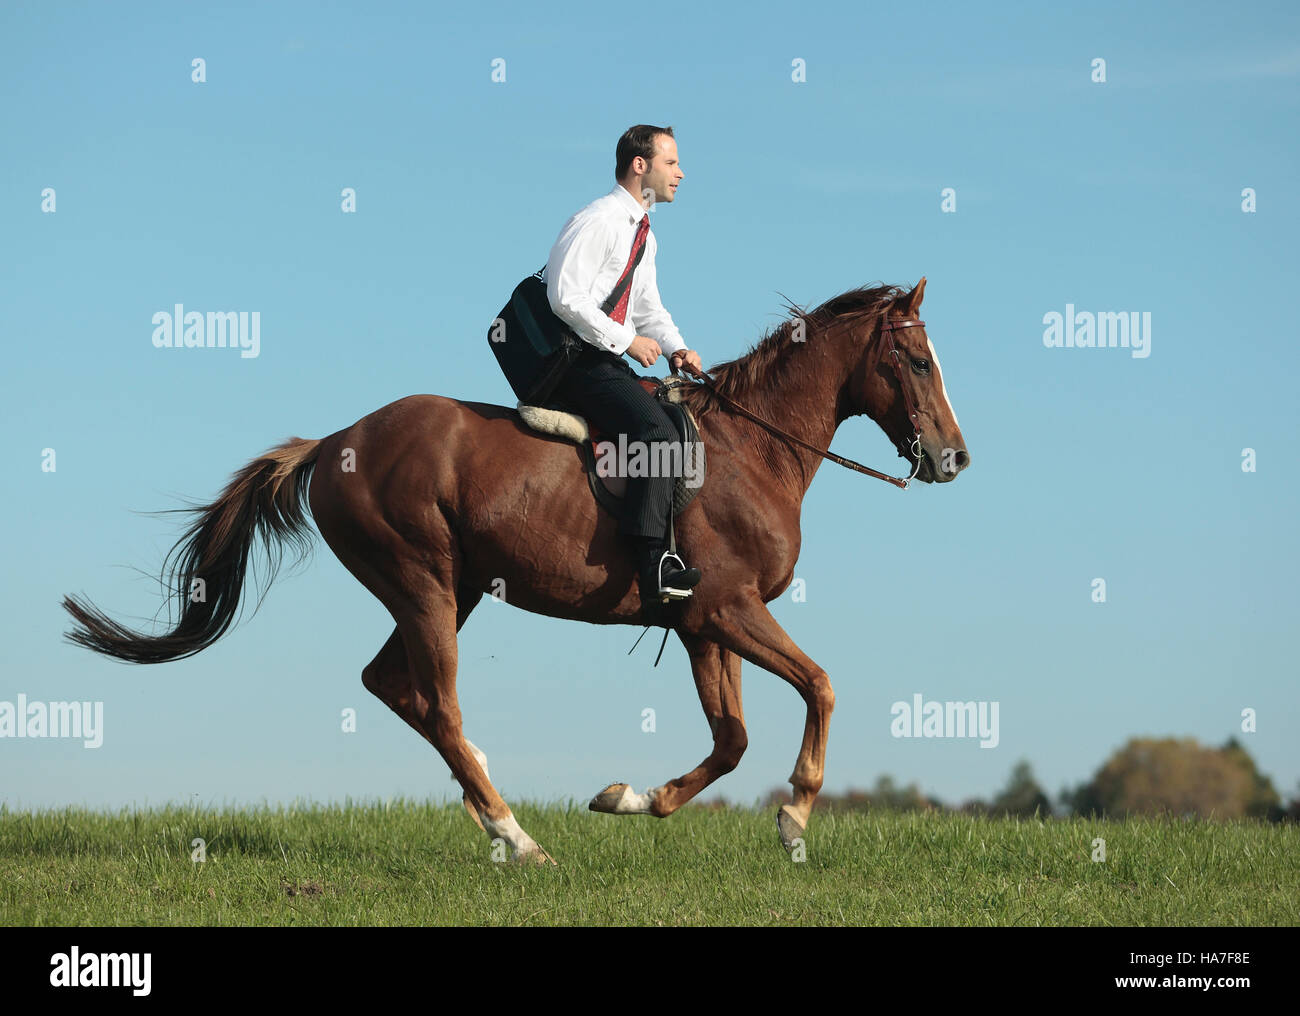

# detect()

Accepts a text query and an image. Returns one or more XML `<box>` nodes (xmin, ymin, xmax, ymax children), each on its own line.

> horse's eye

<box><xmin>911</xmin><ymin>358</ymin><xmax>930</xmax><ymax>375</ymax></box>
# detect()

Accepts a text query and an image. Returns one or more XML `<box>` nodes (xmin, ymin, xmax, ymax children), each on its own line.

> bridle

<box><xmin>879</xmin><ymin>314</ymin><xmax>927</xmax><ymax>486</ymax></box>
<box><xmin>673</xmin><ymin>307</ymin><xmax>927</xmax><ymax>489</ymax></box>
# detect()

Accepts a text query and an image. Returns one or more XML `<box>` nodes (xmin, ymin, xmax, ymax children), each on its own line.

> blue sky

<box><xmin>2</xmin><ymin>1</ymin><xmax>1297</xmax><ymax>814</ymax></box>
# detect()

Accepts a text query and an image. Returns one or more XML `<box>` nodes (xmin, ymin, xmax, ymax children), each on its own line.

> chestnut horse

<box><xmin>64</xmin><ymin>277</ymin><xmax>968</xmax><ymax>862</ymax></box>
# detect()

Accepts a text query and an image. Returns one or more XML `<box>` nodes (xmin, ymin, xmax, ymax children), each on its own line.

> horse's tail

<box><xmin>62</xmin><ymin>436</ymin><xmax>323</xmax><ymax>664</ymax></box>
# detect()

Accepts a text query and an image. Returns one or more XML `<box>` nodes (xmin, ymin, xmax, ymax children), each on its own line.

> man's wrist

<box><xmin>603</xmin><ymin>327</ymin><xmax>635</xmax><ymax>356</ymax></box>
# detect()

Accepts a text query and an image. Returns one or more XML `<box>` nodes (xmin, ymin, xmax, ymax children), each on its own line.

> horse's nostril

<box><xmin>955</xmin><ymin>450</ymin><xmax>970</xmax><ymax>469</ymax></box>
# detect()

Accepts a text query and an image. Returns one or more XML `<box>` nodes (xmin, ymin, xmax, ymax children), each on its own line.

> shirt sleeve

<box><xmin>545</xmin><ymin>214</ymin><xmax>638</xmax><ymax>356</ymax></box>
<box><xmin>629</xmin><ymin>234</ymin><xmax>686</xmax><ymax>357</ymax></box>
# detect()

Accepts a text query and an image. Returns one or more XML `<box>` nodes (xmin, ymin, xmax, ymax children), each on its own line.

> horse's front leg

<box><xmin>589</xmin><ymin>634</ymin><xmax>746</xmax><ymax>817</ymax></box>
<box><xmin>702</xmin><ymin>595</ymin><xmax>835</xmax><ymax>850</ymax></box>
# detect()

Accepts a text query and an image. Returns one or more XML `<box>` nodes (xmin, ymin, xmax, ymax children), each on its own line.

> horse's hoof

<box><xmin>515</xmin><ymin>844</ymin><xmax>557</xmax><ymax>866</ymax></box>
<box><xmin>589</xmin><ymin>783</ymin><xmax>631</xmax><ymax>813</ymax></box>
<box><xmin>776</xmin><ymin>805</ymin><xmax>805</xmax><ymax>850</ymax></box>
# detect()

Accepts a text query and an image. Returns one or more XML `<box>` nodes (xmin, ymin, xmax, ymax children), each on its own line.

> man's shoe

<box><xmin>658</xmin><ymin>554</ymin><xmax>701</xmax><ymax>595</ymax></box>
<box><xmin>635</xmin><ymin>539</ymin><xmax>702</xmax><ymax>605</ymax></box>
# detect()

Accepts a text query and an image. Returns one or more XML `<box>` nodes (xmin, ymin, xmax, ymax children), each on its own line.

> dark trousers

<box><xmin>549</xmin><ymin>344</ymin><xmax>680</xmax><ymax>540</ymax></box>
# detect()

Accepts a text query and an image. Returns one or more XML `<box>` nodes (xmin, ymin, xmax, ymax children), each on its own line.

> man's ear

<box><xmin>904</xmin><ymin>277</ymin><xmax>927</xmax><ymax>316</ymax></box>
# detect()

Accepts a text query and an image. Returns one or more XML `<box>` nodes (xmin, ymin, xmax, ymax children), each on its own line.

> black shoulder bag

<box><xmin>487</xmin><ymin>237</ymin><xmax>647</xmax><ymax>405</ymax></box>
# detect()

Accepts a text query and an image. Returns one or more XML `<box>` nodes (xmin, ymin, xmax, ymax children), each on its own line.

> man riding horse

<box><xmin>64</xmin><ymin>121</ymin><xmax>970</xmax><ymax>862</ymax></box>
<box><xmin>531</xmin><ymin>124</ymin><xmax>706</xmax><ymax>613</ymax></box>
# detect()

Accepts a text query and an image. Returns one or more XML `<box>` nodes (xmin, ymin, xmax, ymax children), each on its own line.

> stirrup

<box><xmin>657</xmin><ymin>550</ymin><xmax>695</xmax><ymax>602</ymax></box>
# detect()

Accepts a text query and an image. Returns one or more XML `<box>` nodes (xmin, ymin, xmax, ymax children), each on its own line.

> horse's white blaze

<box><xmin>481</xmin><ymin>812</ymin><xmax>540</xmax><ymax>857</ymax></box>
<box><xmin>925</xmin><ymin>336</ymin><xmax>959</xmax><ymax>428</ymax></box>
<box><xmin>612</xmin><ymin>785</ymin><xmax>656</xmax><ymax>814</ymax></box>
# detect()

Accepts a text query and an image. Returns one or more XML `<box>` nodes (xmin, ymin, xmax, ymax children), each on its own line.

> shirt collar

<box><xmin>610</xmin><ymin>183</ymin><xmax>650</xmax><ymax>225</ymax></box>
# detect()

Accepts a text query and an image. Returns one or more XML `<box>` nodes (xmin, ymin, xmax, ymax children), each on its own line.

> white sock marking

<box><xmin>481</xmin><ymin>812</ymin><xmax>540</xmax><ymax>858</ymax></box>
<box><xmin>612</xmin><ymin>785</ymin><xmax>656</xmax><ymax>814</ymax></box>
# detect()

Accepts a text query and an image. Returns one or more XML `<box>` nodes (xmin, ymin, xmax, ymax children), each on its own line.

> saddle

<box><xmin>516</xmin><ymin>376</ymin><xmax>706</xmax><ymax>518</ymax></box>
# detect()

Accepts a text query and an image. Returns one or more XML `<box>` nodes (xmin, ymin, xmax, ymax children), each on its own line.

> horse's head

<box><xmin>848</xmin><ymin>278</ymin><xmax>969</xmax><ymax>484</ymax></box>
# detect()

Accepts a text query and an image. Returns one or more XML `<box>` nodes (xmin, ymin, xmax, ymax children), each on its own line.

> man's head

<box><xmin>615</xmin><ymin>124</ymin><xmax>682</xmax><ymax>206</ymax></box>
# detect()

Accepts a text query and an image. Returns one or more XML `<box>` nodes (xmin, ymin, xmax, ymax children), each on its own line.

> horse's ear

<box><xmin>905</xmin><ymin>277</ymin><xmax>927</xmax><ymax>316</ymax></box>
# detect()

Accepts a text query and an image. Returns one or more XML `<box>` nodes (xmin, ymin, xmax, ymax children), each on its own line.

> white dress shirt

<box><xmin>544</xmin><ymin>184</ymin><xmax>687</xmax><ymax>358</ymax></box>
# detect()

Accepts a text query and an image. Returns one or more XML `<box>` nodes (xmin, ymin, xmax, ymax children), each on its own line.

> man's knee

<box><xmin>635</xmin><ymin>418</ymin><xmax>677</xmax><ymax>446</ymax></box>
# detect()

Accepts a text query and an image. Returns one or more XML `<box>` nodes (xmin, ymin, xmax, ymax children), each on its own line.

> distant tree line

<box><xmin>748</xmin><ymin>737</ymin><xmax>1299</xmax><ymax>821</ymax></box>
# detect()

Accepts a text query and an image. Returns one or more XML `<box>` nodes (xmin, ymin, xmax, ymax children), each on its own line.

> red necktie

<box><xmin>607</xmin><ymin>214</ymin><xmax>649</xmax><ymax>325</ymax></box>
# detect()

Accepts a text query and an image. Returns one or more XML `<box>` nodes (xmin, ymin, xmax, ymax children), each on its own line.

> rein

<box><xmin>633</xmin><ymin>308</ymin><xmax>929</xmax><ymax>661</ymax></box>
<box><xmin>673</xmin><ymin>311</ymin><xmax>927</xmax><ymax>489</ymax></box>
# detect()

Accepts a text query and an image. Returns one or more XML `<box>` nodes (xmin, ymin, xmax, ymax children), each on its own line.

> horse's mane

<box><xmin>675</xmin><ymin>283</ymin><xmax>913</xmax><ymax>422</ymax></box>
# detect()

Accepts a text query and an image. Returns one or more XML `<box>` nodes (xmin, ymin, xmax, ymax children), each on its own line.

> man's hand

<box><xmin>670</xmin><ymin>349</ymin><xmax>704</xmax><ymax>377</ymax></box>
<box><xmin>626</xmin><ymin>335</ymin><xmax>662</xmax><ymax>368</ymax></box>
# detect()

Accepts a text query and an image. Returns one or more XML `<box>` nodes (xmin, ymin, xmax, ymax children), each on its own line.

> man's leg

<box><xmin>550</xmin><ymin>349</ymin><xmax>701</xmax><ymax>601</ymax></box>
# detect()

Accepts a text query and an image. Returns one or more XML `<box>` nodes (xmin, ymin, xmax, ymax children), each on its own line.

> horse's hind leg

<box><xmin>390</xmin><ymin>596</ymin><xmax>552</xmax><ymax>864</ymax></box>
<box><xmin>349</xmin><ymin>538</ymin><xmax>548</xmax><ymax>864</ymax></box>
<box><xmin>311</xmin><ymin>426</ymin><xmax>546</xmax><ymax>862</ymax></box>
<box><xmin>362</xmin><ymin>586</ymin><xmax>489</xmax><ymax>829</ymax></box>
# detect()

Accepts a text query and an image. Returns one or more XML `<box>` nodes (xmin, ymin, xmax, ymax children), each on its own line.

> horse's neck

<box><xmin>728</xmin><ymin>324</ymin><xmax>861</xmax><ymax>499</ymax></box>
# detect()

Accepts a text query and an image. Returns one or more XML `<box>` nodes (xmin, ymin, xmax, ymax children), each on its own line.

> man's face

<box><xmin>639</xmin><ymin>135</ymin><xmax>683</xmax><ymax>205</ymax></box>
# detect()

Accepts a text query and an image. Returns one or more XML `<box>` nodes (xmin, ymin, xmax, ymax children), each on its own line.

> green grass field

<box><xmin>2</xmin><ymin>800</ymin><xmax>1296</xmax><ymax>926</ymax></box>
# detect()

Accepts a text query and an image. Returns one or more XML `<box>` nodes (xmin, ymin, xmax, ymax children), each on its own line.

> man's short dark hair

<box><xmin>616</xmin><ymin>125</ymin><xmax>674</xmax><ymax>179</ymax></box>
